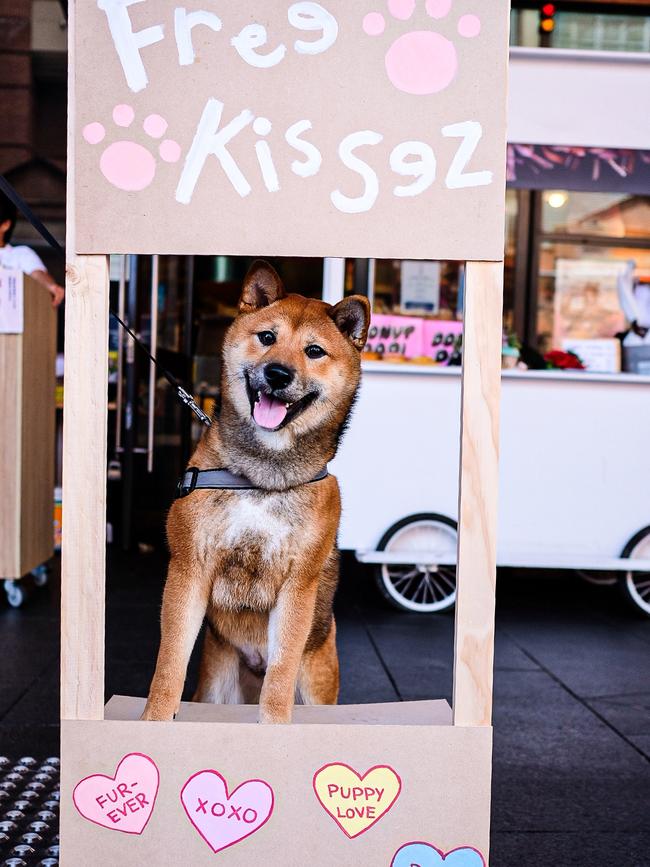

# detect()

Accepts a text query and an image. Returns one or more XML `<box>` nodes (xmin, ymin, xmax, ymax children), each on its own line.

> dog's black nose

<box><xmin>264</xmin><ymin>363</ymin><xmax>294</xmax><ymax>391</ymax></box>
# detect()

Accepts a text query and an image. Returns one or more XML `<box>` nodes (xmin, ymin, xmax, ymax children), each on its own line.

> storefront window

<box><xmin>370</xmin><ymin>259</ymin><xmax>463</xmax><ymax>317</ymax></box>
<box><xmin>553</xmin><ymin>12</ymin><xmax>650</xmax><ymax>53</ymax></box>
<box><xmin>504</xmin><ymin>189</ymin><xmax>519</xmax><ymax>332</ymax></box>
<box><xmin>510</xmin><ymin>8</ymin><xmax>542</xmax><ymax>47</ymax></box>
<box><xmin>359</xmin><ymin>190</ymin><xmax>520</xmax><ymax>364</ymax></box>
<box><xmin>534</xmin><ymin>187</ymin><xmax>650</xmax><ymax>364</ymax></box>
<box><xmin>536</xmin><ymin>241</ymin><xmax>650</xmax><ymax>354</ymax></box>
<box><xmin>510</xmin><ymin>7</ymin><xmax>650</xmax><ymax>53</ymax></box>
<box><xmin>541</xmin><ymin>192</ymin><xmax>650</xmax><ymax>240</ymax></box>
<box><xmin>356</xmin><ymin>259</ymin><xmax>462</xmax><ymax>364</ymax></box>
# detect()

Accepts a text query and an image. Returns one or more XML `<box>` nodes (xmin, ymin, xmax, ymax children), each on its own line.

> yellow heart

<box><xmin>312</xmin><ymin>763</ymin><xmax>401</xmax><ymax>838</ymax></box>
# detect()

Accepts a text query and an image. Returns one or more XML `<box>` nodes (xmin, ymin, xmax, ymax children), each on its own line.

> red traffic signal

<box><xmin>540</xmin><ymin>2</ymin><xmax>556</xmax><ymax>33</ymax></box>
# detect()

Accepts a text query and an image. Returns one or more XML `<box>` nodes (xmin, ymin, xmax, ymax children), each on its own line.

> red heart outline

<box><xmin>312</xmin><ymin>762</ymin><xmax>402</xmax><ymax>839</ymax></box>
<box><xmin>180</xmin><ymin>769</ymin><xmax>275</xmax><ymax>854</ymax></box>
<box><xmin>72</xmin><ymin>752</ymin><xmax>160</xmax><ymax>836</ymax></box>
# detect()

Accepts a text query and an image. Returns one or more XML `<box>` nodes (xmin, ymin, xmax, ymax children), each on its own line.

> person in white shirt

<box><xmin>0</xmin><ymin>193</ymin><xmax>64</xmax><ymax>307</ymax></box>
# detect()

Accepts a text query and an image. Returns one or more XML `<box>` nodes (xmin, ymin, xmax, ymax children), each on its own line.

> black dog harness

<box><xmin>176</xmin><ymin>466</ymin><xmax>329</xmax><ymax>498</ymax></box>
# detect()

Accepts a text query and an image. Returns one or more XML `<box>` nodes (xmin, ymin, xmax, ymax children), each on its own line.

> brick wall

<box><xmin>0</xmin><ymin>0</ymin><xmax>33</xmax><ymax>174</ymax></box>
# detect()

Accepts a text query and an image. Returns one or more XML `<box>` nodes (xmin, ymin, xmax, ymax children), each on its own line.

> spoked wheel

<box><xmin>374</xmin><ymin>513</ymin><xmax>457</xmax><ymax>613</ymax></box>
<box><xmin>619</xmin><ymin>527</ymin><xmax>650</xmax><ymax>618</ymax></box>
<box><xmin>576</xmin><ymin>570</ymin><xmax>617</xmax><ymax>587</ymax></box>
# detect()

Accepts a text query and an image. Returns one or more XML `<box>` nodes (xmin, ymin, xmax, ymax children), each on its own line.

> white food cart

<box><xmin>332</xmin><ymin>362</ymin><xmax>650</xmax><ymax>617</ymax></box>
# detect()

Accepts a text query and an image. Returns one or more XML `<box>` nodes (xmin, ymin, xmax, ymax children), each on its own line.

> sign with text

<box><xmin>74</xmin><ymin>0</ymin><xmax>509</xmax><ymax>259</ymax></box>
<box><xmin>0</xmin><ymin>269</ymin><xmax>23</xmax><ymax>334</ymax></box>
<box><xmin>401</xmin><ymin>260</ymin><xmax>441</xmax><ymax>312</ymax></box>
<box><xmin>366</xmin><ymin>313</ymin><xmax>423</xmax><ymax>357</ymax></box>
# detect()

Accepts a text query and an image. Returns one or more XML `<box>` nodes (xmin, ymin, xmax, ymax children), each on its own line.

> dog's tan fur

<box><xmin>143</xmin><ymin>262</ymin><xmax>370</xmax><ymax>724</ymax></box>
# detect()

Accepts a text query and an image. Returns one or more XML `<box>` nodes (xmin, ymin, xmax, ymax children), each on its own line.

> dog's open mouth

<box><xmin>246</xmin><ymin>377</ymin><xmax>316</xmax><ymax>431</ymax></box>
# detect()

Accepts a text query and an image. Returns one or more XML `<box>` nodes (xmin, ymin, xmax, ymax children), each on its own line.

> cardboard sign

<box><xmin>61</xmin><ymin>706</ymin><xmax>495</xmax><ymax>866</ymax></box>
<box><xmin>74</xmin><ymin>0</ymin><xmax>509</xmax><ymax>259</ymax></box>
<box><xmin>0</xmin><ymin>269</ymin><xmax>23</xmax><ymax>334</ymax></box>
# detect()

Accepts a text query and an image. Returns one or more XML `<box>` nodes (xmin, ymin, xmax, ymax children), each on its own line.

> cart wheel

<box><xmin>576</xmin><ymin>570</ymin><xmax>617</xmax><ymax>587</ymax></box>
<box><xmin>4</xmin><ymin>580</ymin><xmax>26</xmax><ymax>608</ymax></box>
<box><xmin>619</xmin><ymin>526</ymin><xmax>650</xmax><ymax>618</ymax></box>
<box><xmin>31</xmin><ymin>564</ymin><xmax>50</xmax><ymax>588</ymax></box>
<box><xmin>374</xmin><ymin>513</ymin><xmax>457</xmax><ymax>613</ymax></box>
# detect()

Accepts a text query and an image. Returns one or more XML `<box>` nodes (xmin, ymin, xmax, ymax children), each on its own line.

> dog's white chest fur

<box><xmin>196</xmin><ymin>492</ymin><xmax>295</xmax><ymax>612</ymax></box>
<box><xmin>219</xmin><ymin>493</ymin><xmax>290</xmax><ymax>557</ymax></box>
<box><xmin>194</xmin><ymin>492</ymin><xmax>292</xmax><ymax>569</ymax></box>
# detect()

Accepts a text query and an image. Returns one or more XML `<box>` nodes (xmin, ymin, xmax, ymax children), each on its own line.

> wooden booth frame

<box><xmin>61</xmin><ymin>2</ymin><xmax>506</xmax><ymax>864</ymax></box>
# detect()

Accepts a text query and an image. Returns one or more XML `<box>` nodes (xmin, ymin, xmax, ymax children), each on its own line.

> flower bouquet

<box><xmin>543</xmin><ymin>349</ymin><xmax>585</xmax><ymax>371</ymax></box>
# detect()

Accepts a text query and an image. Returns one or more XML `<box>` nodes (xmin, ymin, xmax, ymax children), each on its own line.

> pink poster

<box><xmin>422</xmin><ymin>320</ymin><xmax>463</xmax><ymax>365</ymax></box>
<box><xmin>365</xmin><ymin>314</ymin><xmax>424</xmax><ymax>358</ymax></box>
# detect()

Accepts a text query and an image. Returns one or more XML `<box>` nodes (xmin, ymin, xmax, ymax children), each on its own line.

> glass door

<box><xmin>532</xmin><ymin>191</ymin><xmax>650</xmax><ymax>355</ymax></box>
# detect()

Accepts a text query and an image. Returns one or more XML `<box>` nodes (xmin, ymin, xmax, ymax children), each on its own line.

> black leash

<box><xmin>0</xmin><ymin>175</ymin><xmax>212</xmax><ymax>427</ymax></box>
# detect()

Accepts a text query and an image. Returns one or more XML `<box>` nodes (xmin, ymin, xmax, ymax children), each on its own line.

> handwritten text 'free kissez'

<box><xmin>98</xmin><ymin>0</ymin><xmax>494</xmax><ymax>212</ymax></box>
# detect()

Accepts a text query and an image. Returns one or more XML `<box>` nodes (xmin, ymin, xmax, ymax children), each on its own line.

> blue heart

<box><xmin>391</xmin><ymin>842</ymin><xmax>486</xmax><ymax>867</ymax></box>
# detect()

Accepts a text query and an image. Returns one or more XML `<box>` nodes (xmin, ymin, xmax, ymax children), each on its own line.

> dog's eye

<box><xmin>305</xmin><ymin>344</ymin><xmax>326</xmax><ymax>359</ymax></box>
<box><xmin>257</xmin><ymin>331</ymin><xmax>276</xmax><ymax>346</ymax></box>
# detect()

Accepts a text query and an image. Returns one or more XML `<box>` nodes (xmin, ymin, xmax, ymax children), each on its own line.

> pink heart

<box><xmin>72</xmin><ymin>753</ymin><xmax>159</xmax><ymax>835</ymax></box>
<box><xmin>180</xmin><ymin>770</ymin><xmax>274</xmax><ymax>853</ymax></box>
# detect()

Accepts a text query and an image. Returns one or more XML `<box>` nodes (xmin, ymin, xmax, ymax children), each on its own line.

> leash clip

<box><xmin>177</xmin><ymin>466</ymin><xmax>199</xmax><ymax>498</ymax></box>
<box><xmin>176</xmin><ymin>386</ymin><xmax>212</xmax><ymax>427</ymax></box>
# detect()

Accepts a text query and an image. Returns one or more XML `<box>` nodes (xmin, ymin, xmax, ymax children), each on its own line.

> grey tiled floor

<box><xmin>0</xmin><ymin>552</ymin><xmax>649</xmax><ymax>865</ymax></box>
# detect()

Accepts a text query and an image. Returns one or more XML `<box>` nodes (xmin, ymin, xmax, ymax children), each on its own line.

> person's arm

<box><xmin>30</xmin><ymin>269</ymin><xmax>65</xmax><ymax>307</ymax></box>
<box><xmin>19</xmin><ymin>247</ymin><xmax>65</xmax><ymax>307</ymax></box>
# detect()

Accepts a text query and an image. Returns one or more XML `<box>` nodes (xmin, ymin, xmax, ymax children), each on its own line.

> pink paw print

<box><xmin>363</xmin><ymin>0</ymin><xmax>481</xmax><ymax>96</ymax></box>
<box><xmin>82</xmin><ymin>105</ymin><xmax>181</xmax><ymax>192</ymax></box>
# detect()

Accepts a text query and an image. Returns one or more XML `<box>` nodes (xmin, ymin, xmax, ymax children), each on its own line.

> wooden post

<box><xmin>452</xmin><ymin>260</ymin><xmax>504</xmax><ymax>727</ymax></box>
<box><xmin>60</xmin><ymin>0</ymin><xmax>110</xmax><ymax>721</ymax></box>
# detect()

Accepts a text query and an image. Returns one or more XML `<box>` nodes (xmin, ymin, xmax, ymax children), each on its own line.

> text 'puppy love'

<box><xmin>313</xmin><ymin>762</ymin><xmax>401</xmax><ymax>837</ymax></box>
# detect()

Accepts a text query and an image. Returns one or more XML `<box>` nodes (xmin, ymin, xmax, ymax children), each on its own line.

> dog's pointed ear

<box><xmin>330</xmin><ymin>295</ymin><xmax>371</xmax><ymax>351</ymax></box>
<box><xmin>239</xmin><ymin>260</ymin><xmax>285</xmax><ymax>314</ymax></box>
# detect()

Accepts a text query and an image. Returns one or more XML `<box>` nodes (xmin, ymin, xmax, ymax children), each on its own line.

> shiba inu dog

<box><xmin>143</xmin><ymin>261</ymin><xmax>370</xmax><ymax>724</ymax></box>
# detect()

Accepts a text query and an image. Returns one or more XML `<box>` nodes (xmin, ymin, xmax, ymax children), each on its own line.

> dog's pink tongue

<box><xmin>253</xmin><ymin>392</ymin><xmax>288</xmax><ymax>429</ymax></box>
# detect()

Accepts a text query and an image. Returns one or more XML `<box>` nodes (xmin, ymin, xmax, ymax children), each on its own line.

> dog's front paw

<box><xmin>141</xmin><ymin>697</ymin><xmax>178</xmax><ymax>721</ymax></box>
<box><xmin>258</xmin><ymin>705</ymin><xmax>292</xmax><ymax>725</ymax></box>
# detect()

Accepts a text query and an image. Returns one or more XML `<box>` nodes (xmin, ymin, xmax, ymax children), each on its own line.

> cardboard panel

<box><xmin>19</xmin><ymin>278</ymin><xmax>56</xmax><ymax>573</ymax></box>
<box><xmin>61</xmin><ymin>715</ymin><xmax>493</xmax><ymax>866</ymax></box>
<box><xmin>0</xmin><ymin>276</ymin><xmax>55</xmax><ymax>578</ymax></box>
<box><xmin>73</xmin><ymin>0</ymin><xmax>509</xmax><ymax>259</ymax></box>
